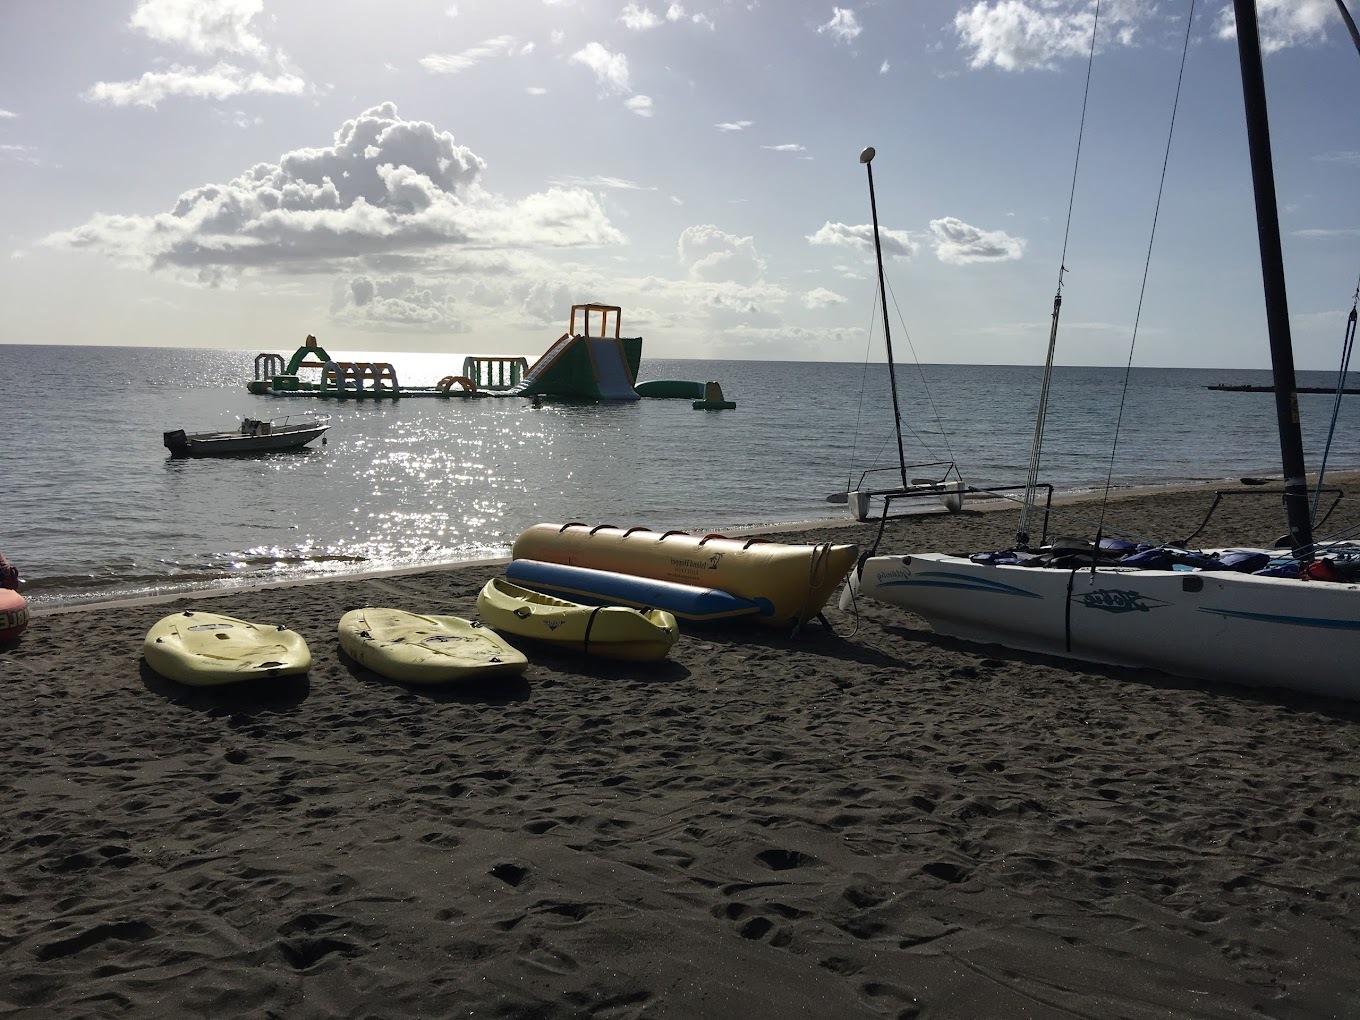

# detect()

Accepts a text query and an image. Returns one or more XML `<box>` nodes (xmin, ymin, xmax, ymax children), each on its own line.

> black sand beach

<box><xmin>3</xmin><ymin>478</ymin><xmax>1360</xmax><ymax>1019</ymax></box>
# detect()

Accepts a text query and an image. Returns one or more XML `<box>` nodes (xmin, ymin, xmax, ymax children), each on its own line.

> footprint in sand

<box><xmin>754</xmin><ymin>848</ymin><xmax>816</xmax><ymax>871</ymax></box>
<box><xmin>860</xmin><ymin>980</ymin><xmax>923</xmax><ymax>1019</ymax></box>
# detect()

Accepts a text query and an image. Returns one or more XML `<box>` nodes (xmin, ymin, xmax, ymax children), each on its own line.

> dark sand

<box><xmin>3</xmin><ymin>478</ymin><xmax>1360</xmax><ymax>1019</ymax></box>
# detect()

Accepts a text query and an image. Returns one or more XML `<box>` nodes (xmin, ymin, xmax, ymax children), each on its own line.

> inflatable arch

<box><xmin>437</xmin><ymin>375</ymin><xmax>478</xmax><ymax>397</ymax></box>
<box><xmin>320</xmin><ymin>360</ymin><xmax>400</xmax><ymax>399</ymax></box>
<box><xmin>286</xmin><ymin>334</ymin><xmax>333</xmax><ymax>375</ymax></box>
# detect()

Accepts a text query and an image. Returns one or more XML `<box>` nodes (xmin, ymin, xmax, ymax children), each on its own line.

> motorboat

<box><xmin>163</xmin><ymin>414</ymin><xmax>331</xmax><ymax>457</ymax></box>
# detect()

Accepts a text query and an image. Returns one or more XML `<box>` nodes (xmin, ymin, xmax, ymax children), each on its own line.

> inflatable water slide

<box><xmin>507</xmin><ymin>304</ymin><xmax>642</xmax><ymax>401</ymax></box>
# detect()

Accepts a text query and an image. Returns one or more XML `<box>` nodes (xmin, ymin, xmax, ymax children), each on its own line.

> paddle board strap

<box><xmin>582</xmin><ymin>605</ymin><xmax>604</xmax><ymax>656</ymax></box>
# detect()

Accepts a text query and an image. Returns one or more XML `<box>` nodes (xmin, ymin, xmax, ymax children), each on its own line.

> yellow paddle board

<box><xmin>143</xmin><ymin>611</ymin><xmax>312</xmax><ymax>687</ymax></box>
<box><xmin>338</xmin><ymin>607</ymin><xmax>528</xmax><ymax>684</ymax></box>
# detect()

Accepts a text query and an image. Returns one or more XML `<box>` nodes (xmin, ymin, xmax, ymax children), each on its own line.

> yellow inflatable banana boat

<box><xmin>477</xmin><ymin>577</ymin><xmax>678</xmax><ymax>661</ymax></box>
<box><xmin>143</xmin><ymin>611</ymin><xmax>312</xmax><ymax>687</ymax></box>
<box><xmin>511</xmin><ymin>524</ymin><xmax>858</xmax><ymax>630</ymax></box>
<box><xmin>338</xmin><ymin>607</ymin><xmax>527</xmax><ymax>684</ymax></box>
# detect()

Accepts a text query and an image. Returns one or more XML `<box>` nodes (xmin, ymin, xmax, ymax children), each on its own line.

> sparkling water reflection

<box><xmin>3</xmin><ymin>345</ymin><xmax>1356</xmax><ymax>606</ymax></box>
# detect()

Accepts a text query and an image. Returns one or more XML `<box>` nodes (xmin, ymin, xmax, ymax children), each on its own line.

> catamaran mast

<box><xmin>1231</xmin><ymin>0</ymin><xmax>1314</xmax><ymax>555</ymax></box>
<box><xmin>859</xmin><ymin>146</ymin><xmax>910</xmax><ymax>489</ymax></box>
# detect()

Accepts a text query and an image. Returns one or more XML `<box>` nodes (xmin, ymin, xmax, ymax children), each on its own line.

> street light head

<box><xmin>859</xmin><ymin>146</ymin><xmax>876</xmax><ymax>164</ymax></box>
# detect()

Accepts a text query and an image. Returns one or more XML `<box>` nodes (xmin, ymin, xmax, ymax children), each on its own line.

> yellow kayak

<box><xmin>143</xmin><ymin>611</ymin><xmax>312</xmax><ymax>687</ymax></box>
<box><xmin>338</xmin><ymin>607</ymin><xmax>528</xmax><ymax>684</ymax></box>
<box><xmin>476</xmin><ymin>577</ymin><xmax>679</xmax><ymax>662</ymax></box>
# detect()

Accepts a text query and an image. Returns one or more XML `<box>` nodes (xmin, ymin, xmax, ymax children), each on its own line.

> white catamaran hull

<box><xmin>857</xmin><ymin>552</ymin><xmax>1360</xmax><ymax>700</ymax></box>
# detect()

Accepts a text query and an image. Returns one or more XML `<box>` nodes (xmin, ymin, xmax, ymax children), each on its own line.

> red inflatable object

<box><xmin>0</xmin><ymin>588</ymin><xmax>27</xmax><ymax>642</ymax></box>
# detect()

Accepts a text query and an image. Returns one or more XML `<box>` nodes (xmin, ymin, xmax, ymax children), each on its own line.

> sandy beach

<box><xmin>4</xmin><ymin>478</ymin><xmax>1360</xmax><ymax>1019</ymax></box>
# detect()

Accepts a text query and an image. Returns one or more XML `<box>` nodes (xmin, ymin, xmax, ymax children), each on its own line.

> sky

<box><xmin>0</xmin><ymin>0</ymin><xmax>1356</xmax><ymax>368</ymax></box>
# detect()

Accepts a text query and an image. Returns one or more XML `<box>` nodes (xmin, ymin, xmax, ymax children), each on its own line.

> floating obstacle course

<box><xmin>246</xmin><ymin>305</ymin><xmax>733</xmax><ymax>407</ymax></box>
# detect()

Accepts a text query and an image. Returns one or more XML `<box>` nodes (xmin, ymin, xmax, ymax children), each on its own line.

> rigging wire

<box><xmin>1016</xmin><ymin>0</ymin><xmax>1102</xmax><ymax>547</ymax></box>
<box><xmin>1311</xmin><ymin>273</ymin><xmax>1360</xmax><ymax>522</ymax></box>
<box><xmin>1092</xmin><ymin>0</ymin><xmax>1198</xmax><ymax>546</ymax></box>
<box><xmin>844</xmin><ymin>285</ymin><xmax>885</xmax><ymax>493</ymax></box>
<box><xmin>847</xmin><ymin>246</ymin><xmax>960</xmax><ymax>487</ymax></box>
<box><xmin>885</xmin><ymin>278</ymin><xmax>958</xmax><ymax>466</ymax></box>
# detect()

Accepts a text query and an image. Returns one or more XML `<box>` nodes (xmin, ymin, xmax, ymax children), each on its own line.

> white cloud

<box><xmin>526</xmin><ymin>86</ymin><xmax>548</xmax><ymax>95</ymax></box>
<box><xmin>928</xmin><ymin>217</ymin><xmax>1024</xmax><ymax>264</ymax></box>
<box><xmin>130</xmin><ymin>0</ymin><xmax>269</xmax><ymax>59</ymax></box>
<box><xmin>803</xmin><ymin>287</ymin><xmax>847</xmax><ymax>309</ymax></box>
<box><xmin>1292</xmin><ymin>228</ymin><xmax>1360</xmax><ymax>239</ymax></box>
<box><xmin>44</xmin><ymin>103</ymin><xmax>625</xmax><ymax>282</ymax></box>
<box><xmin>445</xmin><ymin>3</ymin><xmax>459</xmax><ymax>16</ymax></box>
<box><xmin>625</xmin><ymin>94</ymin><xmax>654</xmax><ymax>116</ymax></box>
<box><xmin>570</xmin><ymin>42</ymin><xmax>633</xmax><ymax>94</ymax></box>
<box><xmin>1314</xmin><ymin>151</ymin><xmax>1360</xmax><ymax>166</ymax></box>
<box><xmin>620</xmin><ymin>2</ymin><xmax>660</xmax><ymax>30</ymax></box>
<box><xmin>807</xmin><ymin>221</ymin><xmax>917</xmax><ymax>258</ymax></box>
<box><xmin>762</xmin><ymin>143</ymin><xmax>806</xmax><ymax>152</ymax></box>
<box><xmin>331</xmin><ymin>274</ymin><xmax>468</xmax><ymax>331</ymax></box>
<box><xmin>953</xmin><ymin>0</ymin><xmax>1151</xmax><ymax>72</ymax></box>
<box><xmin>0</xmin><ymin>109</ymin><xmax>17</xmax><ymax>118</ymax></box>
<box><xmin>1216</xmin><ymin>0</ymin><xmax>1336</xmax><ymax>52</ymax></box>
<box><xmin>691</xmin><ymin>13</ymin><xmax>715</xmax><ymax>29</ymax></box>
<box><xmin>678</xmin><ymin>225</ymin><xmax>766</xmax><ymax>285</ymax></box>
<box><xmin>549</xmin><ymin>175</ymin><xmax>655</xmax><ymax>190</ymax></box>
<box><xmin>84</xmin><ymin>63</ymin><xmax>305</xmax><ymax>108</ymax></box>
<box><xmin>92</xmin><ymin>0</ymin><xmax>309</xmax><ymax>107</ymax></box>
<box><xmin>666</xmin><ymin>3</ymin><xmax>685</xmax><ymax>21</ymax></box>
<box><xmin>1</xmin><ymin>144</ymin><xmax>43</xmax><ymax>166</ymax></box>
<box><xmin>879</xmin><ymin>60</ymin><xmax>890</xmax><ymax>74</ymax></box>
<box><xmin>818</xmin><ymin>7</ymin><xmax>862</xmax><ymax>44</ymax></box>
<box><xmin>716</xmin><ymin>120</ymin><xmax>753</xmax><ymax>131</ymax></box>
<box><xmin>420</xmin><ymin>36</ymin><xmax>529</xmax><ymax>74</ymax></box>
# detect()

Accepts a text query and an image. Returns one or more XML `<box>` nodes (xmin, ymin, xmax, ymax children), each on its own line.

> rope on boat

<box><xmin>1089</xmin><ymin>0</ymin><xmax>1198</xmax><ymax>564</ymax></box>
<box><xmin>1017</xmin><ymin>0</ymin><xmax>1102</xmax><ymax>548</ymax></box>
<box><xmin>1312</xmin><ymin>275</ymin><xmax>1359</xmax><ymax>523</ymax></box>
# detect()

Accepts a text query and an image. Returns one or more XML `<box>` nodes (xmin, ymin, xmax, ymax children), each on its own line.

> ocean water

<box><xmin>2</xmin><ymin>343</ymin><xmax>1357</xmax><ymax>609</ymax></box>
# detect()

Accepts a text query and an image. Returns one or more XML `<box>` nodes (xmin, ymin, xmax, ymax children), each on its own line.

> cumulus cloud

<box><xmin>625</xmin><ymin>95</ymin><xmax>654</xmax><ymax>116</ymax></box>
<box><xmin>819</xmin><ymin>7</ymin><xmax>862</xmax><ymax>44</ymax></box>
<box><xmin>85</xmin><ymin>63</ymin><xmax>305</xmax><ymax>108</ymax></box>
<box><xmin>0</xmin><ymin>109</ymin><xmax>17</xmax><ymax>118</ymax></box>
<box><xmin>570</xmin><ymin>42</ymin><xmax>632</xmax><ymax>93</ymax></box>
<box><xmin>953</xmin><ymin>0</ymin><xmax>1149</xmax><ymax>71</ymax></box>
<box><xmin>44</xmin><ymin>103</ymin><xmax>625</xmax><ymax>282</ymax></box>
<box><xmin>678</xmin><ymin>225</ymin><xmax>766</xmax><ymax>285</ymax></box>
<box><xmin>807</xmin><ymin>221</ymin><xmax>918</xmax><ymax>259</ymax></box>
<box><xmin>620</xmin><ymin>2</ymin><xmax>660</xmax><ymax>30</ymax></box>
<box><xmin>762</xmin><ymin>143</ymin><xmax>806</xmax><ymax>152</ymax></box>
<box><xmin>802</xmin><ymin>287</ymin><xmax>847</xmax><ymax>309</ymax></box>
<box><xmin>1216</xmin><ymin>0</ymin><xmax>1338</xmax><ymax>52</ymax></box>
<box><xmin>419</xmin><ymin>35</ymin><xmax>531</xmax><ymax>74</ymax></box>
<box><xmin>130</xmin><ymin>0</ymin><xmax>270</xmax><ymax>59</ymax></box>
<box><xmin>88</xmin><ymin>0</ymin><xmax>308</xmax><ymax>106</ymax></box>
<box><xmin>928</xmin><ymin>217</ymin><xmax>1024</xmax><ymax>264</ymax></box>
<box><xmin>716</xmin><ymin>120</ymin><xmax>752</xmax><ymax>131</ymax></box>
<box><xmin>331</xmin><ymin>273</ymin><xmax>468</xmax><ymax>331</ymax></box>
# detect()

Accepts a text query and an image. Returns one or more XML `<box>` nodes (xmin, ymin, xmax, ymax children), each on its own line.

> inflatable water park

<box><xmin>246</xmin><ymin>303</ymin><xmax>735</xmax><ymax>408</ymax></box>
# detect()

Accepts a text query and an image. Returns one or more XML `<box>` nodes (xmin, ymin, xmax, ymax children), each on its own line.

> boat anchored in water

<box><xmin>163</xmin><ymin>413</ymin><xmax>332</xmax><ymax>457</ymax></box>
